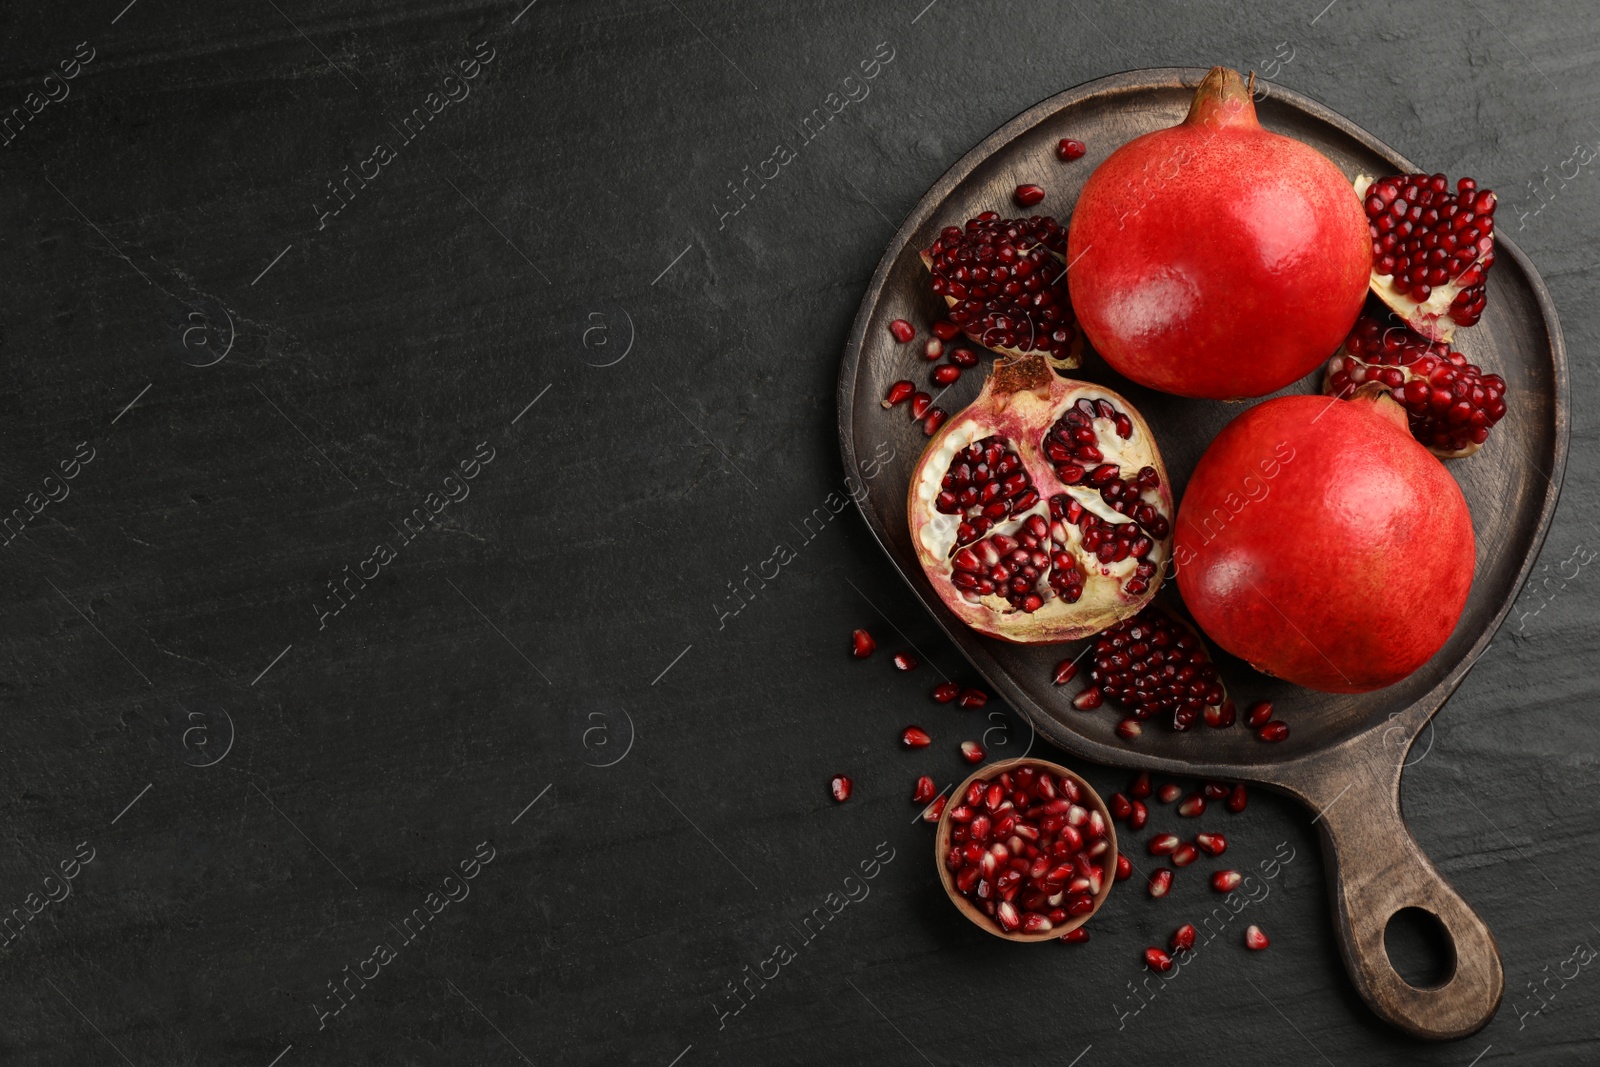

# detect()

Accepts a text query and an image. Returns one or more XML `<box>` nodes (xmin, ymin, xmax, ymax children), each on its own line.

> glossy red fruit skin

<box><xmin>1175</xmin><ymin>392</ymin><xmax>1474</xmax><ymax>692</ymax></box>
<box><xmin>1066</xmin><ymin>68</ymin><xmax>1371</xmax><ymax>400</ymax></box>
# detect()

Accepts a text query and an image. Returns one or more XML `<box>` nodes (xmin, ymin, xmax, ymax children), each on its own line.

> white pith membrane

<box><xmin>1354</xmin><ymin>174</ymin><xmax>1495</xmax><ymax>343</ymax></box>
<box><xmin>909</xmin><ymin>356</ymin><xmax>1173</xmax><ymax>644</ymax></box>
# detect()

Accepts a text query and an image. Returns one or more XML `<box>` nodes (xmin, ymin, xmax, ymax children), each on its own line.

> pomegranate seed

<box><xmin>996</xmin><ymin>901</ymin><xmax>1022</xmax><ymax>932</ymax></box>
<box><xmin>1109</xmin><ymin>792</ymin><xmax>1132</xmax><ymax>819</ymax></box>
<box><xmin>932</xmin><ymin>365</ymin><xmax>961</xmax><ymax>386</ymax></box>
<box><xmin>923</xmin><ymin>338</ymin><xmax>944</xmax><ymax>362</ymax></box>
<box><xmin>960</xmin><ymin>740</ymin><xmax>985</xmax><ymax>764</ymax></box>
<box><xmin>1052</xmin><ymin>659</ymin><xmax>1079</xmax><ymax>686</ymax></box>
<box><xmin>1014</xmin><ymin>183</ymin><xmax>1046</xmax><ymax>207</ymax></box>
<box><xmin>1148</xmin><ymin>868</ymin><xmax>1173</xmax><ymax>898</ymax></box>
<box><xmin>957</xmin><ymin>688</ymin><xmax>988</xmax><ymax>709</ymax></box>
<box><xmin>901</xmin><ymin>726</ymin><xmax>931</xmax><ymax>748</ymax></box>
<box><xmin>1021</xmin><ymin>912</ymin><xmax>1054</xmax><ymax>934</ymax></box>
<box><xmin>1204</xmin><ymin>701</ymin><xmax>1237</xmax><ymax>728</ymax></box>
<box><xmin>1056</xmin><ymin>138</ymin><xmax>1086</xmax><ymax>161</ymax></box>
<box><xmin>912</xmin><ymin>775</ymin><xmax>936</xmax><ymax>804</ymax></box>
<box><xmin>1115</xmin><ymin>854</ymin><xmax>1132</xmax><ymax>881</ymax></box>
<box><xmin>1148</xmin><ymin>833</ymin><xmax>1179</xmax><ymax>856</ymax></box>
<box><xmin>922</xmin><ymin>795</ymin><xmax>946</xmax><ymax>822</ymax></box>
<box><xmin>1115</xmin><ymin>718</ymin><xmax>1141</xmax><ymax>741</ymax></box>
<box><xmin>932</xmin><ymin>319</ymin><xmax>960</xmax><ymax>341</ymax></box>
<box><xmin>1225</xmin><ymin>783</ymin><xmax>1248</xmax><ymax>814</ymax></box>
<box><xmin>1177</xmin><ymin>793</ymin><xmax>1206</xmax><ymax>818</ymax></box>
<box><xmin>1144</xmin><ymin>947</ymin><xmax>1174</xmax><ymax>973</ymax></box>
<box><xmin>1170</xmin><ymin>923</ymin><xmax>1197</xmax><ymax>953</ymax></box>
<box><xmin>1170</xmin><ymin>843</ymin><xmax>1198</xmax><ymax>867</ymax></box>
<box><xmin>889</xmin><ymin>318</ymin><xmax>915</xmax><ymax>343</ymax></box>
<box><xmin>1245</xmin><ymin>924</ymin><xmax>1270</xmax><ymax>950</ymax></box>
<box><xmin>1073</xmin><ymin>687</ymin><xmax>1102</xmax><ymax>710</ymax></box>
<box><xmin>1203</xmin><ymin>781</ymin><xmax>1231</xmax><ymax>800</ymax></box>
<box><xmin>931</xmin><ymin>681</ymin><xmax>960</xmax><ymax>703</ymax></box>
<box><xmin>1060</xmin><ymin>927</ymin><xmax>1090</xmax><ymax>944</ymax></box>
<box><xmin>893</xmin><ymin>651</ymin><xmax>919</xmax><ymax>671</ymax></box>
<box><xmin>850</xmin><ymin>629</ymin><xmax>876</xmax><ymax>658</ymax></box>
<box><xmin>1212</xmin><ymin>869</ymin><xmax>1241</xmax><ymax>893</ymax></box>
<box><xmin>1157</xmin><ymin>783</ymin><xmax>1181</xmax><ymax>804</ymax></box>
<box><xmin>1246</xmin><ymin>700</ymin><xmax>1273</xmax><ymax>727</ymax></box>
<box><xmin>922</xmin><ymin>407</ymin><xmax>948</xmax><ymax>435</ymax></box>
<box><xmin>1129</xmin><ymin>772</ymin><xmax>1152</xmax><ymax>799</ymax></box>
<box><xmin>1195</xmin><ymin>832</ymin><xmax>1227</xmax><ymax>856</ymax></box>
<box><xmin>909</xmin><ymin>392</ymin><xmax>933</xmax><ymax>419</ymax></box>
<box><xmin>1257</xmin><ymin>721</ymin><xmax>1289</xmax><ymax>742</ymax></box>
<box><xmin>882</xmin><ymin>380</ymin><xmax>914</xmax><ymax>409</ymax></box>
<box><xmin>948</xmin><ymin>347</ymin><xmax>978</xmax><ymax>368</ymax></box>
<box><xmin>830</xmin><ymin>775</ymin><xmax>852</xmax><ymax>802</ymax></box>
<box><xmin>1128</xmin><ymin>800</ymin><xmax>1148</xmax><ymax>830</ymax></box>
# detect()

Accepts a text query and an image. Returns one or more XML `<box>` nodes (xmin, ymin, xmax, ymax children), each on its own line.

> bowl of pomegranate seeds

<box><xmin>936</xmin><ymin>758</ymin><xmax>1117</xmax><ymax>941</ymax></box>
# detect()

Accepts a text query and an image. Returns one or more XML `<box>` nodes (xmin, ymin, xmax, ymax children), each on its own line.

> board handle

<box><xmin>1277</xmin><ymin>720</ymin><xmax>1503</xmax><ymax>1039</ymax></box>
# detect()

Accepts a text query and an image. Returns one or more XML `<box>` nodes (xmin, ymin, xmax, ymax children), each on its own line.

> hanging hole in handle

<box><xmin>1384</xmin><ymin>906</ymin><xmax>1457</xmax><ymax>990</ymax></box>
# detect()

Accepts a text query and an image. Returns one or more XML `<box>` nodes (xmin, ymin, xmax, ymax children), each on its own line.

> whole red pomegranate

<box><xmin>1174</xmin><ymin>390</ymin><xmax>1474</xmax><ymax>692</ymax></box>
<box><xmin>909</xmin><ymin>352</ymin><xmax>1174</xmax><ymax>643</ymax></box>
<box><xmin>1067</xmin><ymin>68</ymin><xmax>1371</xmax><ymax>399</ymax></box>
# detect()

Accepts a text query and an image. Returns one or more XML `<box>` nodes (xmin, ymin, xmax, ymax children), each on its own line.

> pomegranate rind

<box><xmin>908</xmin><ymin>354</ymin><xmax>1174</xmax><ymax>645</ymax></box>
<box><xmin>1174</xmin><ymin>392</ymin><xmax>1474</xmax><ymax>693</ymax></box>
<box><xmin>1353</xmin><ymin>174</ymin><xmax>1494</xmax><ymax>343</ymax></box>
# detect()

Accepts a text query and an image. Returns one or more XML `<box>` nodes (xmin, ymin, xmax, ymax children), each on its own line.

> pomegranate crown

<box><xmin>1185</xmin><ymin>66</ymin><xmax>1258</xmax><ymax>130</ymax></box>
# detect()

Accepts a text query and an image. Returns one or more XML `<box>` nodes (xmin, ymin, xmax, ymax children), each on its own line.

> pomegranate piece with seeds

<box><xmin>910</xmin><ymin>353</ymin><xmax>1174</xmax><ymax>644</ymax></box>
<box><xmin>830</xmin><ymin>775</ymin><xmax>852</xmax><ymax>802</ymax></box>
<box><xmin>920</xmin><ymin>212</ymin><xmax>1083</xmax><ymax>369</ymax></box>
<box><xmin>1324</xmin><ymin>310</ymin><xmax>1507</xmax><ymax>458</ymax></box>
<box><xmin>1356</xmin><ymin>173</ymin><xmax>1496</xmax><ymax>341</ymax></box>
<box><xmin>850</xmin><ymin>629</ymin><xmax>876</xmax><ymax>658</ymax></box>
<box><xmin>1071</xmin><ymin>605</ymin><xmax>1228</xmax><ymax>735</ymax></box>
<box><xmin>940</xmin><ymin>763</ymin><xmax>1113</xmax><ymax>937</ymax></box>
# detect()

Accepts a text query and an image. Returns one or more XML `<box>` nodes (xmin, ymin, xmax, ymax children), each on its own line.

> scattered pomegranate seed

<box><xmin>882</xmin><ymin>380</ymin><xmax>914</xmax><ymax>409</ymax></box>
<box><xmin>931</xmin><ymin>681</ymin><xmax>960</xmax><ymax>703</ymax></box>
<box><xmin>1226</xmin><ymin>783</ymin><xmax>1248</xmax><ymax>814</ymax></box>
<box><xmin>948</xmin><ymin>347</ymin><xmax>978</xmax><ymax>368</ymax></box>
<box><xmin>1171</xmin><ymin>843</ymin><xmax>1198</xmax><ymax>867</ymax></box>
<box><xmin>1128</xmin><ymin>800</ymin><xmax>1148</xmax><ymax>830</ymax></box>
<box><xmin>1246</xmin><ymin>700</ymin><xmax>1273</xmax><ymax>727</ymax></box>
<box><xmin>1115</xmin><ymin>854</ymin><xmax>1132</xmax><ymax>881</ymax></box>
<box><xmin>909</xmin><ymin>392</ymin><xmax>933</xmax><ymax>419</ymax></box>
<box><xmin>923</xmin><ymin>338</ymin><xmax>944</xmax><ymax>362</ymax></box>
<box><xmin>1148</xmin><ymin>833</ymin><xmax>1179</xmax><ymax>856</ymax></box>
<box><xmin>933</xmin><ymin>365</ymin><xmax>961</xmax><ymax>386</ymax></box>
<box><xmin>1144</xmin><ymin>947</ymin><xmax>1174</xmax><ymax>972</ymax></box>
<box><xmin>1257</xmin><ymin>721</ymin><xmax>1289</xmax><ymax>742</ymax></box>
<box><xmin>1205</xmin><ymin>700</ymin><xmax>1237</xmax><ymax>728</ymax></box>
<box><xmin>1115</xmin><ymin>718</ymin><xmax>1142</xmax><ymax>741</ymax></box>
<box><xmin>1195</xmin><ymin>832</ymin><xmax>1227</xmax><ymax>856</ymax></box>
<box><xmin>1203</xmin><ymin>781</ymin><xmax>1231</xmax><ymax>800</ymax></box>
<box><xmin>1157</xmin><ymin>782</ymin><xmax>1181</xmax><ymax>804</ymax></box>
<box><xmin>831</xmin><ymin>775</ymin><xmax>852</xmax><ymax>802</ymax></box>
<box><xmin>923</xmin><ymin>408</ymin><xmax>948</xmax><ymax>435</ymax></box>
<box><xmin>1056</xmin><ymin>138</ymin><xmax>1086</xmax><ymax>161</ymax></box>
<box><xmin>1245</xmin><ymin>924</ymin><xmax>1270</xmax><ymax>950</ymax></box>
<box><xmin>1170</xmin><ymin>923</ymin><xmax>1197</xmax><ymax>953</ymax></box>
<box><xmin>912</xmin><ymin>776</ymin><xmax>936</xmax><ymax>804</ymax></box>
<box><xmin>957</xmin><ymin>688</ymin><xmax>988</xmax><ymax>709</ymax></box>
<box><xmin>1014</xmin><ymin>183</ymin><xmax>1046</xmax><ymax>207</ymax></box>
<box><xmin>901</xmin><ymin>726</ymin><xmax>931</xmax><ymax>748</ymax></box>
<box><xmin>850</xmin><ymin>629</ymin><xmax>876</xmax><ymax>658</ymax></box>
<box><xmin>1212</xmin><ymin>869</ymin><xmax>1242</xmax><ymax>893</ymax></box>
<box><xmin>1148</xmin><ymin>868</ymin><xmax>1173</xmax><ymax>898</ymax></box>
<box><xmin>921</xmin><ymin>795</ymin><xmax>946</xmax><ymax>822</ymax></box>
<box><xmin>960</xmin><ymin>740</ymin><xmax>985</xmax><ymax>764</ymax></box>
<box><xmin>889</xmin><ymin>319</ymin><xmax>915</xmax><ymax>343</ymax></box>
<box><xmin>1109</xmin><ymin>793</ymin><xmax>1132</xmax><ymax>819</ymax></box>
<box><xmin>1073</xmin><ymin>687</ymin><xmax>1103</xmax><ymax>710</ymax></box>
<box><xmin>1129</xmin><ymin>772</ymin><xmax>1152</xmax><ymax>799</ymax></box>
<box><xmin>1052</xmin><ymin>659</ymin><xmax>1079</xmax><ymax>686</ymax></box>
<box><xmin>1060</xmin><ymin>927</ymin><xmax>1090</xmax><ymax>944</ymax></box>
<box><xmin>1177</xmin><ymin>793</ymin><xmax>1206</xmax><ymax>818</ymax></box>
<box><xmin>893</xmin><ymin>651</ymin><xmax>919</xmax><ymax>672</ymax></box>
<box><xmin>932</xmin><ymin>319</ymin><xmax>961</xmax><ymax>341</ymax></box>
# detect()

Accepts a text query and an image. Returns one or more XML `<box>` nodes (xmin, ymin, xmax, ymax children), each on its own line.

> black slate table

<box><xmin>1</xmin><ymin>1</ymin><xmax>1595</xmax><ymax>1064</ymax></box>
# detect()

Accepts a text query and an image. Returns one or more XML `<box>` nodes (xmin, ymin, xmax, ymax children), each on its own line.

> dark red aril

<box><xmin>912</xmin><ymin>775</ymin><xmax>936</xmax><ymax>804</ymax></box>
<box><xmin>893</xmin><ymin>651</ymin><xmax>919</xmax><ymax>671</ymax></box>
<box><xmin>850</xmin><ymin>629</ymin><xmax>876</xmax><ymax>658</ymax></box>
<box><xmin>882</xmin><ymin>380</ymin><xmax>914</xmax><ymax>409</ymax></box>
<box><xmin>933</xmin><ymin>365</ymin><xmax>961</xmax><ymax>386</ymax></box>
<box><xmin>932</xmin><ymin>681</ymin><xmax>960</xmax><ymax>703</ymax></box>
<box><xmin>1057</xmin><ymin>138</ymin><xmax>1086</xmax><ymax>161</ymax></box>
<box><xmin>1170</xmin><ymin>923</ymin><xmax>1197</xmax><ymax>953</ymax></box>
<box><xmin>1148</xmin><ymin>868</ymin><xmax>1173</xmax><ymax>898</ymax></box>
<box><xmin>901</xmin><ymin>726</ymin><xmax>932</xmax><ymax>748</ymax></box>
<box><xmin>889</xmin><ymin>319</ymin><xmax>915</xmax><ymax>343</ymax></box>
<box><xmin>933</xmin><ymin>320</ymin><xmax>961</xmax><ymax>341</ymax></box>
<box><xmin>1015</xmin><ymin>184</ymin><xmax>1047</xmax><ymax>207</ymax></box>
<box><xmin>1257</xmin><ymin>721</ymin><xmax>1289</xmax><ymax>742</ymax></box>
<box><xmin>830</xmin><ymin>775</ymin><xmax>852</xmax><ymax>802</ymax></box>
<box><xmin>923</xmin><ymin>407</ymin><xmax>948</xmax><ymax>435</ymax></box>
<box><xmin>1247</xmin><ymin>700</ymin><xmax>1273</xmax><ymax>727</ymax></box>
<box><xmin>960</xmin><ymin>740</ymin><xmax>984</xmax><ymax>764</ymax></box>
<box><xmin>957</xmin><ymin>688</ymin><xmax>988</xmax><ymax>709</ymax></box>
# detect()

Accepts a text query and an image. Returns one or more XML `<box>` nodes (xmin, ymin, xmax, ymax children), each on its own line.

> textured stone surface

<box><xmin>0</xmin><ymin>0</ymin><xmax>1595</xmax><ymax>1063</ymax></box>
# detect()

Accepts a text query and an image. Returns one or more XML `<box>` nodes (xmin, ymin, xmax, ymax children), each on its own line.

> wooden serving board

<box><xmin>837</xmin><ymin>68</ymin><xmax>1567</xmax><ymax>1040</ymax></box>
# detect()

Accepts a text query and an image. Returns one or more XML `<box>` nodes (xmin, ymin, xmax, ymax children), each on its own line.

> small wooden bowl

<box><xmin>935</xmin><ymin>757</ymin><xmax>1118</xmax><ymax>942</ymax></box>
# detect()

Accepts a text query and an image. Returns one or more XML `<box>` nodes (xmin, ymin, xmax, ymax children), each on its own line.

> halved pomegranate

<box><xmin>1324</xmin><ymin>311</ymin><xmax>1507</xmax><ymax>457</ymax></box>
<box><xmin>1356</xmin><ymin>173</ymin><xmax>1495</xmax><ymax>341</ymax></box>
<box><xmin>909</xmin><ymin>353</ymin><xmax>1173</xmax><ymax>644</ymax></box>
<box><xmin>921</xmin><ymin>212</ymin><xmax>1083</xmax><ymax>370</ymax></box>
